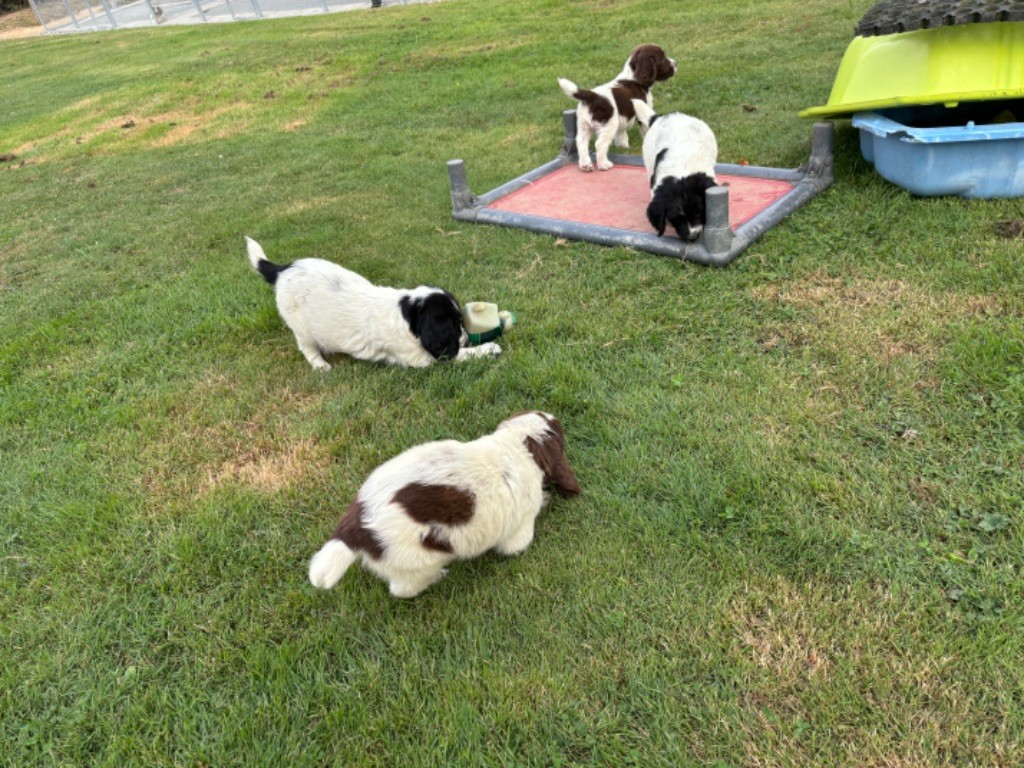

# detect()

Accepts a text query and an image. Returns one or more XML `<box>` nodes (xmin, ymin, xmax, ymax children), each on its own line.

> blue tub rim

<box><xmin>851</xmin><ymin>111</ymin><xmax>1024</xmax><ymax>144</ymax></box>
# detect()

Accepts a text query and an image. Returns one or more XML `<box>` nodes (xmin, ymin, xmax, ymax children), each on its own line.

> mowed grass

<box><xmin>1</xmin><ymin>0</ymin><xmax>1022</xmax><ymax>765</ymax></box>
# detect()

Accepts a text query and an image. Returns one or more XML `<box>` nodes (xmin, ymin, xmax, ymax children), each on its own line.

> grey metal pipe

<box><xmin>96</xmin><ymin>0</ymin><xmax>118</xmax><ymax>28</ymax></box>
<box><xmin>59</xmin><ymin>0</ymin><xmax>81</xmax><ymax>29</ymax></box>
<box><xmin>446</xmin><ymin>117</ymin><xmax>835</xmax><ymax>267</ymax></box>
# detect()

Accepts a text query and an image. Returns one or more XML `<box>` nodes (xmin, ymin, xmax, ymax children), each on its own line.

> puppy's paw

<box><xmin>578</xmin><ymin>160</ymin><xmax>594</xmax><ymax>172</ymax></box>
<box><xmin>479</xmin><ymin>341</ymin><xmax>502</xmax><ymax>357</ymax></box>
<box><xmin>310</xmin><ymin>359</ymin><xmax>332</xmax><ymax>372</ymax></box>
<box><xmin>597</xmin><ymin>159</ymin><xmax>614</xmax><ymax>171</ymax></box>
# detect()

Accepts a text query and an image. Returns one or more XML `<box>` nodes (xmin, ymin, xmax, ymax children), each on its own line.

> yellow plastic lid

<box><xmin>801</xmin><ymin>21</ymin><xmax>1024</xmax><ymax>118</ymax></box>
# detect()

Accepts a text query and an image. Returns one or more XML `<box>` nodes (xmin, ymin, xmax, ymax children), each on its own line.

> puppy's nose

<box><xmin>686</xmin><ymin>224</ymin><xmax>703</xmax><ymax>241</ymax></box>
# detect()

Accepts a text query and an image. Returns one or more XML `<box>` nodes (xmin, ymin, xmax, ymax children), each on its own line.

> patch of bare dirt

<box><xmin>994</xmin><ymin>219</ymin><xmax>1024</xmax><ymax>239</ymax></box>
<box><xmin>752</xmin><ymin>273</ymin><xmax>1009</xmax><ymax>364</ymax></box>
<box><xmin>0</xmin><ymin>8</ymin><xmax>42</xmax><ymax>40</ymax></box>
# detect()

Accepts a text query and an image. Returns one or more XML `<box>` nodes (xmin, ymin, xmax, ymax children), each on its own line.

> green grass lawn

<box><xmin>2</xmin><ymin>0</ymin><xmax>1022</xmax><ymax>764</ymax></box>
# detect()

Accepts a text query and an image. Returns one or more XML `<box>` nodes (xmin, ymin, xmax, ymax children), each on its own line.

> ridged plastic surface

<box><xmin>856</xmin><ymin>0</ymin><xmax>1024</xmax><ymax>37</ymax></box>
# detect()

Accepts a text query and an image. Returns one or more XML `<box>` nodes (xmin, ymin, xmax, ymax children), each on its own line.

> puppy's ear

<box><xmin>633</xmin><ymin>52</ymin><xmax>656</xmax><ymax>86</ymax></box>
<box><xmin>647</xmin><ymin>199</ymin><xmax>668</xmax><ymax>237</ymax></box>
<box><xmin>413</xmin><ymin>293</ymin><xmax>463</xmax><ymax>360</ymax></box>
<box><xmin>688</xmin><ymin>172</ymin><xmax>718</xmax><ymax>197</ymax></box>
<box><xmin>419</xmin><ymin>321</ymin><xmax>460</xmax><ymax>360</ymax></box>
<box><xmin>525</xmin><ymin>419</ymin><xmax>581</xmax><ymax>499</ymax></box>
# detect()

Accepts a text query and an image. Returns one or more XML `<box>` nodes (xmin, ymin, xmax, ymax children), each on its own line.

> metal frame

<box><xmin>447</xmin><ymin>111</ymin><xmax>835</xmax><ymax>267</ymax></box>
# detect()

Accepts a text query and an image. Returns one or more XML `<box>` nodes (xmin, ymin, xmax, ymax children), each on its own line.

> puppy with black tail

<box><xmin>245</xmin><ymin>237</ymin><xmax>501</xmax><ymax>370</ymax></box>
<box><xmin>631</xmin><ymin>99</ymin><xmax>718</xmax><ymax>241</ymax></box>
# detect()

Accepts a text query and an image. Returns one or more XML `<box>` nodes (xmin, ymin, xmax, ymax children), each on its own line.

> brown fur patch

<box><xmin>611</xmin><ymin>79</ymin><xmax>649</xmax><ymax>120</ymax></box>
<box><xmin>420</xmin><ymin>529</ymin><xmax>454</xmax><ymax>554</ymax></box>
<box><xmin>524</xmin><ymin>416</ymin><xmax>581</xmax><ymax>498</ymax></box>
<box><xmin>332</xmin><ymin>499</ymin><xmax>384</xmax><ymax>560</ymax></box>
<box><xmin>392</xmin><ymin>482</ymin><xmax>475</xmax><ymax>526</ymax></box>
<box><xmin>575</xmin><ymin>88</ymin><xmax>614</xmax><ymax>124</ymax></box>
<box><xmin>627</xmin><ymin>44</ymin><xmax>675</xmax><ymax>87</ymax></box>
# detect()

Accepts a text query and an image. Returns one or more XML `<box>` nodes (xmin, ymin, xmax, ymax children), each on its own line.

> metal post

<box><xmin>561</xmin><ymin>109</ymin><xmax>578</xmax><ymax>158</ymax></box>
<box><xmin>80</xmin><ymin>0</ymin><xmax>99</xmax><ymax>25</ymax></box>
<box><xmin>319</xmin><ymin>0</ymin><xmax>329</xmax><ymax>13</ymax></box>
<box><xmin>142</xmin><ymin>0</ymin><xmax>160</xmax><ymax>23</ymax></box>
<box><xmin>223</xmin><ymin>0</ymin><xmax>237</xmax><ymax>21</ymax></box>
<box><xmin>701</xmin><ymin>186</ymin><xmax>735</xmax><ymax>257</ymax></box>
<box><xmin>808</xmin><ymin>121</ymin><xmax>835</xmax><ymax>182</ymax></box>
<box><xmin>446</xmin><ymin>160</ymin><xmax>477</xmax><ymax>214</ymax></box>
<box><xmin>26</xmin><ymin>0</ymin><xmax>48</xmax><ymax>31</ymax></box>
<box><xmin>60</xmin><ymin>0</ymin><xmax>81</xmax><ymax>29</ymax></box>
<box><xmin>97</xmin><ymin>0</ymin><xmax>118</xmax><ymax>28</ymax></box>
<box><xmin>190</xmin><ymin>0</ymin><xmax>206</xmax><ymax>21</ymax></box>
<box><xmin>250</xmin><ymin>0</ymin><xmax>263</xmax><ymax>18</ymax></box>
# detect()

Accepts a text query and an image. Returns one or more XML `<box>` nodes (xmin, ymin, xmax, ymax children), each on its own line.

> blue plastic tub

<box><xmin>852</xmin><ymin>111</ymin><xmax>1024</xmax><ymax>199</ymax></box>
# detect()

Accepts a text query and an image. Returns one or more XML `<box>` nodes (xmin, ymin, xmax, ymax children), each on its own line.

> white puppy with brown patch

<box><xmin>308</xmin><ymin>412</ymin><xmax>581</xmax><ymax>598</ymax></box>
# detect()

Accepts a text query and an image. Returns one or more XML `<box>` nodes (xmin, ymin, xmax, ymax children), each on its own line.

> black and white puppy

<box><xmin>308</xmin><ymin>411</ymin><xmax>581</xmax><ymax>598</ymax></box>
<box><xmin>558</xmin><ymin>44</ymin><xmax>677</xmax><ymax>172</ymax></box>
<box><xmin>245</xmin><ymin>237</ymin><xmax>501</xmax><ymax>370</ymax></box>
<box><xmin>632</xmin><ymin>99</ymin><xmax>718</xmax><ymax>241</ymax></box>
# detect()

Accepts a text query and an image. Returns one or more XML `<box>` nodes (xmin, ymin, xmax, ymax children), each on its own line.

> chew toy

<box><xmin>462</xmin><ymin>302</ymin><xmax>516</xmax><ymax>345</ymax></box>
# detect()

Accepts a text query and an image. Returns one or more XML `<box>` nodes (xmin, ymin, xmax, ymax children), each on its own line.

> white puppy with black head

<box><xmin>308</xmin><ymin>411</ymin><xmax>581</xmax><ymax>598</ymax></box>
<box><xmin>632</xmin><ymin>99</ymin><xmax>718</xmax><ymax>241</ymax></box>
<box><xmin>246</xmin><ymin>237</ymin><xmax>501</xmax><ymax>370</ymax></box>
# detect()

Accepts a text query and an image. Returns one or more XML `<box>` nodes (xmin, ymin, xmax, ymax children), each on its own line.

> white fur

<box><xmin>308</xmin><ymin>540</ymin><xmax>356</xmax><ymax>589</ymax></box>
<box><xmin>558</xmin><ymin>45</ymin><xmax>676</xmax><ymax>172</ymax></box>
<box><xmin>308</xmin><ymin>412</ymin><xmax>580</xmax><ymax>598</ymax></box>
<box><xmin>558</xmin><ymin>76</ymin><xmax>644</xmax><ymax>172</ymax></box>
<box><xmin>245</xmin><ymin>236</ymin><xmax>500</xmax><ymax>370</ymax></box>
<box><xmin>632</xmin><ymin>100</ymin><xmax>718</xmax><ymax>240</ymax></box>
<box><xmin>633</xmin><ymin>100</ymin><xmax>717</xmax><ymax>188</ymax></box>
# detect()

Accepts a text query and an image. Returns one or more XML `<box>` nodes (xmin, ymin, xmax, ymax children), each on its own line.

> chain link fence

<box><xmin>26</xmin><ymin>0</ymin><xmax>417</xmax><ymax>33</ymax></box>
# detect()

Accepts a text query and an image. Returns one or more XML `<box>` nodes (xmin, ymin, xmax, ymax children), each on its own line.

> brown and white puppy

<box><xmin>558</xmin><ymin>44</ymin><xmax>677</xmax><ymax>172</ymax></box>
<box><xmin>308</xmin><ymin>412</ymin><xmax>581</xmax><ymax>598</ymax></box>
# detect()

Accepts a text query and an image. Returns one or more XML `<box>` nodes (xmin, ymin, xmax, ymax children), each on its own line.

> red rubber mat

<box><xmin>486</xmin><ymin>164</ymin><xmax>795</xmax><ymax>237</ymax></box>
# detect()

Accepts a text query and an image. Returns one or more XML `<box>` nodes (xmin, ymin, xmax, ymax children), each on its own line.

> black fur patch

<box><xmin>647</xmin><ymin>172</ymin><xmax>717</xmax><ymax>241</ymax></box>
<box><xmin>651</xmin><ymin>147</ymin><xmax>669</xmax><ymax>189</ymax></box>
<box><xmin>399</xmin><ymin>291</ymin><xmax>463</xmax><ymax>360</ymax></box>
<box><xmin>256</xmin><ymin>259</ymin><xmax>292</xmax><ymax>286</ymax></box>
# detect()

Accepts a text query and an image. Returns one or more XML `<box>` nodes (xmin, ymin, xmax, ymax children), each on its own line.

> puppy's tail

<box><xmin>631</xmin><ymin>99</ymin><xmax>657</xmax><ymax>128</ymax></box>
<box><xmin>309</xmin><ymin>539</ymin><xmax>357</xmax><ymax>589</ymax></box>
<box><xmin>557</xmin><ymin>77</ymin><xmax>582</xmax><ymax>100</ymax></box>
<box><xmin>245</xmin><ymin>235</ymin><xmax>290</xmax><ymax>286</ymax></box>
